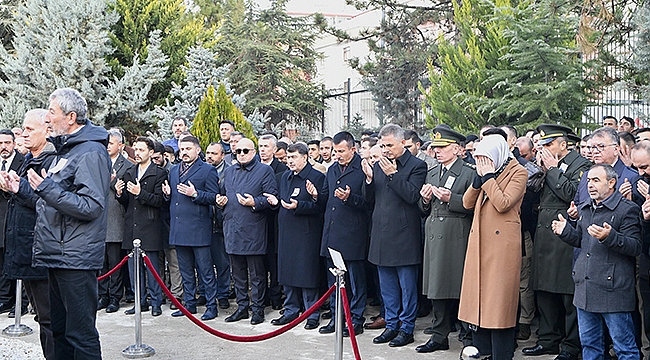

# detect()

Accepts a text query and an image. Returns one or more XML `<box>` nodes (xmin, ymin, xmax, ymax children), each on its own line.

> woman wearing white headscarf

<box><xmin>458</xmin><ymin>132</ymin><xmax>528</xmax><ymax>359</ymax></box>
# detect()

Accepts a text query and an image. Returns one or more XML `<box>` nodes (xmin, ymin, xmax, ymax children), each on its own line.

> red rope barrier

<box><xmin>97</xmin><ymin>254</ymin><xmax>130</xmax><ymax>281</ymax></box>
<box><xmin>341</xmin><ymin>288</ymin><xmax>362</xmax><ymax>360</ymax></box>
<box><xmin>143</xmin><ymin>254</ymin><xmax>335</xmax><ymax>342</ymax></box>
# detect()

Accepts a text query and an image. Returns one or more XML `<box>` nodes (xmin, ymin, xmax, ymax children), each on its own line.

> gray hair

<box><xmin>590</xmin><ymin>163</ymin><xmax>618</xmax><ymax>183</ymax></box>
<box><xmin>24</xmin><ymin>109</ymin><xmax>47</xmax><ymax>124</ymax></box>
<box><xmin>49</xmin><ymin>88</ymin><xmax>88</xmax><ymax>124</ymax></box>
<box><xmin>591</xmin><ymin>126</ymin><xmax>619</xmax><ymax>145</ymax></box>
<box><xmin>259</xmin><ymin>134</ymin><xmax>278</xmax><ymax>149</ymax></box>
<box><xmin>287</xmin><ymin>142</ymin><xmax>308</xmax><ymax>156</ymax></box>
<box><xmin>107</xmin><ymin>129</ymin><xmax>123</xmax><ymax>143</ymax></box>
<box><xmin>379</xmin><ymin>123</ymin><xmax>404</xmax><ymax>140</ymax></box>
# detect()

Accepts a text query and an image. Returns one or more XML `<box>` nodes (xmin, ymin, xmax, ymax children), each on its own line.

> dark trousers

<box><xmin>378</xmin><ymin>264</ymin><xmax>418</xmax><ymax>334</ymax></box>
<box><xmin>638</xmin><ymin>254</ymin><xmax>650</xmax><ymax>344</ymax></box>
<box><xmin>265</xmin><ymin>248</ymin><xmax>282</xmax><ymax>303</ymax></box>
<box><xmin>49</xmin><ymin>269</ymin><xmax>101</xmax><ymax>360</ymax></box>
<box><xmin>283</xmin><ymin>285</ymin><xmax>320</xmax><ymax>321</ymax></box>
<box><xmin>327</xmin><ymin>259</ymin><xmax>367</xmax><ymax>326</ymax></box>
<box><xmin>230</xmin><ymin>254</ymin><xmax>266</xmax><ymax>312</ymax></box>
<box><xmin>97</xmin><ymin>242</ymin><xmax>123</xmax><ymax>301</ymax></box>
<box><xmin>0</xmin><ymin>250</ymin><xmax>27</xmax><ymax>305</ymax></box>
<box><xmin>25</xmin><ymin>279</ymin><xmax>54</xmax><ymax>360</ymax></box>
<box><xmin>429</xmin><ymin>298</ymin><xmax>460</xmax><ymax>344</ymax></box>
<box><xmin>536</xmin><ymin>290</ymin><xmax>581</xmax><ymax>356</ymax></box>
<box><xmin>210</xmin><ymin>231</ymin><xmax>231</xmax><ymax>300</ymax></box>
<box><xmin>473</xmin><ymin>326</ymin><xmax>515</xmax><ymax>360</ymax></box>
<box><xmin>128</xmin><ymin>251</ymin><xmax>162</xmax><ymax>307</ymax></box>
<box><xmin>176</xmin><ymin>246</ymin><xmax>217</xmax><ymax>310</ymax></box>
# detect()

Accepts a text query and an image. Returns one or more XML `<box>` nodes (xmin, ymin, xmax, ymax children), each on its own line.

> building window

<box><xmin>343</xmin><ymin>46</ymin><xmax>350</xmax><ymax>61</ymax></box>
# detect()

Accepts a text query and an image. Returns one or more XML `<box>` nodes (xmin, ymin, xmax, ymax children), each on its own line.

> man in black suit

<box><xmin>259</xmin><ymin>134</ymin><xmax>288</xmax><ymax>310</ymax></box>
<box><xmin>362</xmin><ymin>124</ymin><xmax>427</xmax><ymax>347</ymax></box>
<box><xmin>0</xmin><ymin>128</ymin><xmax>26</xmax><ymax>315</ymax></box>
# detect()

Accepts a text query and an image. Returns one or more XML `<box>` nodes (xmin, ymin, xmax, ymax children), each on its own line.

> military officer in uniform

<box><xmin>524</xmin><ymin>124</ymin><xmax>591</xmax><ymax>360</ymax></box>
<box><xmin>416</xmin><ymin>127</ymin><xmax>476</xmax><ymax>353</ymax></box>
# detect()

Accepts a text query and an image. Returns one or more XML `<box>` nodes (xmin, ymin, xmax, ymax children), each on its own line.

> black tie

<box><xmin>441</xmin><ymin>166</ymin><xmax>447</xmax><ymax>179</ymax></box>
<box><xmin>1</xmin><ymin>160</ymin><xmax>6</xmax><ymax>172</ymax></box>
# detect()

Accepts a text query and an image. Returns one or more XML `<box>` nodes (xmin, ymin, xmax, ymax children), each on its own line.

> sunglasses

<box><xmin>235</xmin><ymin>148</ymin><xmax>253</xmax><ymax>155</ymax></box>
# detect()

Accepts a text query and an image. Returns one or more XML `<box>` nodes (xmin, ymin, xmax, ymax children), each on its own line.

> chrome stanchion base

<box><xmin>122</xmin><ymin>344</ymin><xmax>155</xmax><ymax>358</ymax></box>
<box><xmin>2</xmin><ymin>324</ymin><xmax>33</xmax><ymax>337</ymax></box>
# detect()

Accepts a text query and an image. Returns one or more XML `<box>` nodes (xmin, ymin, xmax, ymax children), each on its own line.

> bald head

<box><xmin>235</xmin><ymin>138</ymin><xmax>256</xmax><ymax>164</ymax></box>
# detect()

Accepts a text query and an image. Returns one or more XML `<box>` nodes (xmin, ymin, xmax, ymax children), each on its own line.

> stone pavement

<box><xmin>0</xmin><ymin>301</ymin><xmax>563</xmax><ymax>360</ymax></box>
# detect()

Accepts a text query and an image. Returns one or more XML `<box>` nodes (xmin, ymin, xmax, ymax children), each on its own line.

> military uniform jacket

<box><xmin>320</xmin><ymin>153</ymin><xmax>371</xmax><ymax>261</ymax></box>
<box><xmin>531</xmin><ymin>150</ymin><xmax>591</xmax><ymax>294</ymax></box>
<box><xmin>366</xmin><ymin>150</ymin><xmax>427</xmax><ymax>266</ymax></box>
<box><xmin>419</xmin><ymin>158</ymin><xmax>475</xmax><ymax>299</ymax></box>
<box><xmin>277</xmin><ymin>163</ymin><xmax>325</xmax><ymax>288</ymax></box>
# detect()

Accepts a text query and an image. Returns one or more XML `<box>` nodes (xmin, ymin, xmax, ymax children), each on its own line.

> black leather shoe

<box><xmin>343</xmin><ymin>323</ymin><xmax>364</xmax><ymax>337</ymax></box>
<box><xmin>97</xmin><ymin>297</ymin><xmax>109</xmax><ymax>311</ymax></box>
<box><xmin>522</xmin><ymin>344</ymin><xmax>559</xmax><ymax>356</ymax></box>
<box><xmin>554</xmin><ymin>351</ymin><xmax>578</xmax><ymax>360</ymax></box>
<box><xmin>271</xmin><ymin>314</ymin><xmax>298</xmax><ymax>326</ymax></box>
<box><xmin>373</xmin><ymin>328</ymin><xmax>400</xmax><ymax>344</ymax></box>
<box><xmin>169</xmin><ymin>297</ymin><xmax>182</xmax><ymax>310</ymax></box>
<box><xmin>124</xmin><ymin>304</ymin><xmax>149</xmax><ymax>315</ymax></box>
<box><xmin>201</xmin><ymin>307</ymin><xmax>218</xmax><ymax>321</ymax></box>
<box><xmin>218</xmin><ymin>298</ymin><xmax>230</xmax><ymax>309</ymax></box>
<box><xmin>105</xmin><ymin>299</ymin><xmax>120</xmax><ymax>313</ymax></box>
<box><xmin>196</xmin><ymin>295</ymin><xmax>207</xmax><ymax>306</ymax></box>
<box><xmin>389</xmin><ymin>330</ymin><xmax>414</xmax><ymax>347</ymax></box>
<box><xmin>8</xmin><ymin>306</ymin><xmax>28</xmax><ymax>318</ymax></box>
<box><xmin>0</xmin><ymin>303</ymin><xmax>12</xmax><ymax>314</ymax></box>
<box><xmin>304</xmin><ymin>319</ymin><xmax>319</xmax><ymax>330</ymax></box>
<box><xmin>270</xmin><ymin>299</ymin><xmax>283</xmax><ymax>310</ymax></box>
<box><xmin>151</xmin><ymin>306</ymin><xmax>162</xmax><ymax>317</ymax></box>
<box><xmin>171</xmin><ymin>307</ymin><xmax>197</xmax><ymax>317</ymax></box>
<box><xmin>225</xmin><ymin>308</ymin><xmax>249</xmax><ymax>322</ymax></box>
<box><xmin>415</xmin><ymin>338</ymin><xmax>449</xmax><ymax>353</ymax></box>
<box><xmin>321</xmin><ymin>310</ymin><xmax>332</xmax><ymax>319</ymax></box>
<box><xmin>250</xmin><ymin>310</ymin><xmax>264</xmax><ymax>325</ymax></box>
<box><xmin>319</xmin><ymin>319</ymin><xmax>335</xmax><ymax>334</ymax></box>
<box><xmin>423</xmin><ymin>326</ymin><xmax>434</xmax><ymax>335</ymax></box>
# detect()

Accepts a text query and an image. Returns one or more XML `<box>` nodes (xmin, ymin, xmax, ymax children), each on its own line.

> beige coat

<box><xmin>458</xmin><ymin>159</ymin><xmax>527</xmax><ymax>329</ymax></box>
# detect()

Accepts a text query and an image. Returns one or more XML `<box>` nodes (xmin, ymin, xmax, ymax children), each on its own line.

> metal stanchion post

<box><xmin>122</xmin><ymin>239</ymin><xmax>155</xmax><ymax>358</ymax></box>
<box><xmin>332</xmin><ymin>268</ymin><xmax>345</xmax><ymax>360</ymax></box>
<box><xmin>2</xmin><ymin>279</ymin><xmax>32</xmax><ymax>337</ymax></box>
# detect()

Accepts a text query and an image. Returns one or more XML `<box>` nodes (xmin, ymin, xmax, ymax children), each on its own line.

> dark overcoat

<box><xmin>320</xmin><ymin>153</ymin><xmax>371</xmax><ymax>261</ymax></box>
<box><xmin>220</xmin><ymin>158</ymin><xmax>278</xmax><ymax>255</ymax></box>
<box><xmin>3</xmin><ymin>148</ymin><xmax>56</xmax><ymax>280</ymax></box>
<box><xmin>0</xmin><ymin>150</ymin><xmax>24</xmax><ymax>248</ymax></box>
<box><xmin>419</xmin><ymin>158</ymin><xmax>475</xmax><ymax>299</ymax></box>
<box><xmin>168</xmin><ymin>159</ymin><xmax>219</xmax><ymax>247</ymax></box>
<box><xmin>559</xmin><ymin>191</ymin><xmax>641</xmax><ymax>313</ymax></box>
<box><xmin>277</xmin><ymin>163</ymin><xmax>325</xmax><ymax>288</ymax></box>
<box><xmin>106</xmin><ymin>154</ymin><xmax>131</xmax><ymax>243</ymax></box>
<box><xmin>119</xmin><ymin>163</ymin><xmax>168</xmax><ymax>251</ymax></box>
<box><xmin>531</xmin><ymin>150</ymin><xmax>591</xmax><ymax>294</ymax></box>
<box><xmin>366</xmin><ymin>150</ymin><xmax>427</xmax><ymax>266</ymax></box>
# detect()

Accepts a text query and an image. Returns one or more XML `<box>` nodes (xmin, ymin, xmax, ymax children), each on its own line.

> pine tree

<box><xmin>191</xmin><ymin>83</ymin><xmax>257</xmax><ymax>150</ymax></box>
<box><xmin>107</xmin><ymin>0</ymin><xmax>216</xmax><ymax>108</ymax></box>
<box><xmin>421</xmin><ymin>0</ymin><xmax>510</xmax><ymax>133</ymax></box>
<box><xmin>214</xmin><ymin>0</ymin><xmax>326</xmax><ymax>129</ymax></box>
<box><xmin>628</xmin><ymin>3</ymin><xmax>650</xmax><ymax>107</ymax></box>
<box><xmin>0</xmin><ymin>0</ymin><xmax>116</xmax><ymax>127</ymax></box>
<box><xmin>481</xmin><ymin>0</ymin><xmax>588</xmax><ymax>128</ymax></box>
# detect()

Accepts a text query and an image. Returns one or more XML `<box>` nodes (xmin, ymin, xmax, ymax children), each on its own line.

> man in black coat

<box><xmin>315</xmin><ymin>132</ymin><xmax>371</xmax><ymax>337</ymax></box>
<box><xmin>0</xmin><ymin>128</ymin><xmax>26</xmax><ymax>315</ymax></box>
<box><xmin>363</xmin><ymin>124</ymin><xmax>427</xmax><ymax>347</ymax></box>
<box><xmin>271</xmin><ymin>143</ymin><xmax>325</xmax><ymax>330</ymax></box>
<box><xmin>116</xmin><ymin>137</ymin><xmax>168</xmax><ymax>317</ymax></box>
<box><xmin>1</xmin><ymin>109</ymin><xmax>56</xmax><ymax>359</ymax></box>
<box><xmin>259</xmin><ymin>134</ymin><xmax>288</xmax><ymax>310</ymax></box>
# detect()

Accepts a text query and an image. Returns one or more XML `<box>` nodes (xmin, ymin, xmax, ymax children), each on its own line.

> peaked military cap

<box><xmin>430</xmin><ymin>126</ymin><xmax>466</xmax><ymax>147</ymax></box>
<box><xmin>536</xmin><ymin>124</ymin><xmax>573</xmax><ymax>145</ymax></box>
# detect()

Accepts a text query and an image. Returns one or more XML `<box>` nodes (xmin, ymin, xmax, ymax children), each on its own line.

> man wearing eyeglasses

<box><xmin>218</xmin><ymin>138</ymin><xmax>278</xmax><ymax>325</ymax></box>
